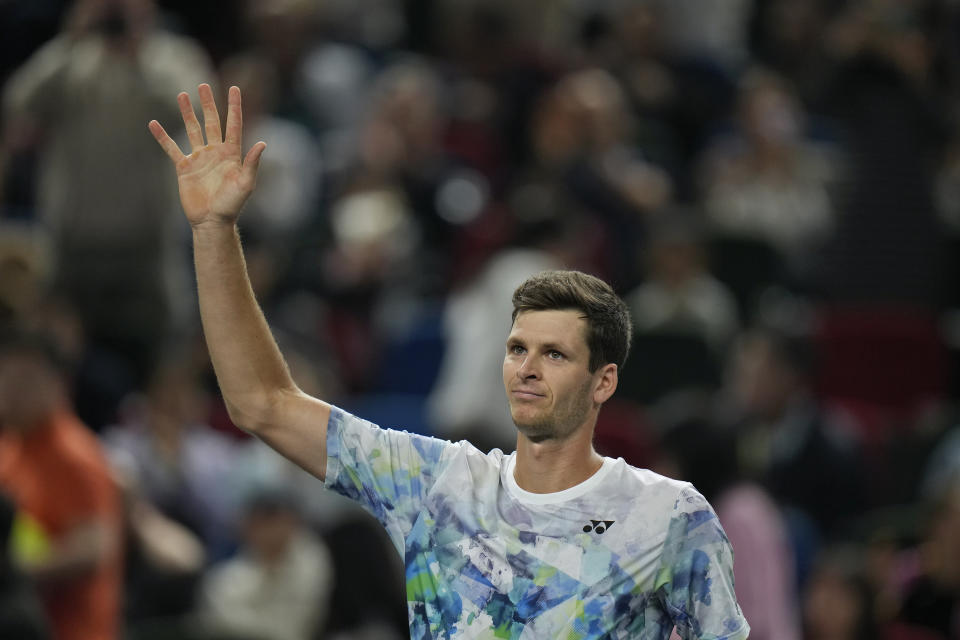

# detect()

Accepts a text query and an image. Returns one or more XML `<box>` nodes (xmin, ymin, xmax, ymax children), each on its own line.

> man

<box><xmin>727</xmin><ymin>327</ymin><xmax>865</xmax><ymax>537</ymax></box>
<box><xmin>149</xmin><ymin>84</ymin><xmax>749</xmax><ymax>639</ymax></box>
<box><xmin>3</xmin><ymin>0</ymin><xmax>214</xmax><ymax>379</ymax></box>
<box><xmin>199</xmin><ymin>488</ymin><xmax>334</xmax><ymax>640</ymax></box>
<box><xmin>0</xmin><ymin>337</ymin><xmax>123</xmax><ymax>640</ymax></box>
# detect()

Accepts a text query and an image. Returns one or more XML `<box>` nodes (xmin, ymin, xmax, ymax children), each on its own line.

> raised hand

<box><xmin>148</xmin><ymin>84</ymin><xmax>266</xmax><ymax>228</ymax></box>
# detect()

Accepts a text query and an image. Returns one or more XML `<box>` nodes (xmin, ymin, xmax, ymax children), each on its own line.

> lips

<box><xmin>511</xmin><ymin>388</ymin><xmax>545</xmax><ymax>400</ymax></box>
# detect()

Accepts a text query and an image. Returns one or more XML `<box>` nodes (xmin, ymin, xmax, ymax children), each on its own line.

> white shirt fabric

<box><xmin>324</xmin><ymin>407</ymin><xmax>750</xmax><ymax>639</ymax></box>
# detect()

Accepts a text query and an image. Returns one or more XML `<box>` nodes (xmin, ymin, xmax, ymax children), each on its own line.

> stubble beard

<box><xmin>511</xmin><ymin>378</ymin><xmax>594</xmax><ymax>443</ymax></box>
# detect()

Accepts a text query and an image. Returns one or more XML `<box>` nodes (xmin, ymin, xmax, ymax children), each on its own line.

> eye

<box><xmin>510</xmin><ymin>344</ymin><xmax>526</xmax><ymax>355</ymax></box>
<box><xmin>548</xmin><ymin>350</ymin><xmax>564</xmax><ymax>360</ymax></box>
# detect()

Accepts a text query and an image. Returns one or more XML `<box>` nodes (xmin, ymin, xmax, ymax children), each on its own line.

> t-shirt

<box><xmin>0</xmin><ymin>411</ymin><xmax>122</xmax><ymax>640</ymax></box>
<box><xmin>324</xmin><ymin>408</ymin><xmax>750</xmax><ymax>639</ymax></box>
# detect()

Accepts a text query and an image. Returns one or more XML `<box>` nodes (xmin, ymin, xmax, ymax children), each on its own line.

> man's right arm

<box><xmin>192</xmin><ymin>222</ymin><xmax>331</xmax><ymax>479</ymax></box>
<box><xmin>149</xmin><ymin>84</ymin><xmax>331</xmax><ymax>480</ymax></box>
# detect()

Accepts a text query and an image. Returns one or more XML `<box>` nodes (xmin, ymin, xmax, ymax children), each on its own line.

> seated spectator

<box><xmin>723</xmin><ymin>327</ymin><xmax>866</xmax><ymax>540</ymax></box>
<box><xmin>198</xmin><ymin>488</ymin><xmax>334</xmax><ymax>640</ymax></box>
<box><xmin>219</xmin><ymin>54</ymin><xmax>323</xmax><ymax>247</ymax></box>
<box><xmin>626</xmin><ymin>211</ymin><xmax>739</xmax><ymax>352</ymax></box>
<box><xmin>530</xmin><ymin>68</ymin><xmax>673</xmax><ymax>288</ymax></box>
<box><xmin>115</xmin><ymin>464</ymin><xmax>206</xmax><ymax>624</ymax></box>
<box><xmin>802</xmin><ymin>546</ymin><xmax>880</xmax><ymax>640</ymax></box>
<box><xmin>102</xmin><ymin>354</ymin><xmax>240</xmax><ymax>559</ymax></box>
<box><xmin>0</xmin><ymin>333</ymin><xmax>123</xmax><ymax>640</ymax></box>
<box><xmin>810</xmin><ymin>3</ymin><xmax>945</xmax><ymax>306</ymax></box>
<box><xmin>698</xmin><ymin>69</ymin><xmax>840</xmax><ymax>279</ymax></box>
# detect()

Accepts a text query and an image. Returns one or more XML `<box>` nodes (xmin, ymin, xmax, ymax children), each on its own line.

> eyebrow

<box><xmin>506</xmin><ymin>336</ymin><xmax>571</xmax><ymax>354</ymax></box>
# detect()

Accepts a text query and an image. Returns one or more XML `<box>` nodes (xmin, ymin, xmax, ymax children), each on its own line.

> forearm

<box><xmin>192</xmin><ymin>222</ymin><xmax>296</xmax><ymax>431</ymax></box>
<box><xmin>153</xmin><ymin>84</ymin><xmax>330</xmax><ymax>477</ymax></box>
<box><xmin>23</xmin><ymin>521</ymin><xmax>112</xmax><ymax>586</ymax></box>
<box><xmin>130</xmin><ymin>499</ymin><xmax>205</xmax><ymax>573</ymax></box>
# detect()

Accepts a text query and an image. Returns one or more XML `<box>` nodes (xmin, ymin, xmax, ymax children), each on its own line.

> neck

<box><xmin>5</xmin><ymin>408</ymin><xmax>61</xmax><ymax>438</ymax></box>
<box><xmin>513</xmin><ymin>424</ymin><xmax>604</xmax><ymax>494</ymax></box>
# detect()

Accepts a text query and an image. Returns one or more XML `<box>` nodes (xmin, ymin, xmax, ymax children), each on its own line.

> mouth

<box><xmin>511</xmin><ymin>389</ymin><xmax>545</xmax><ymax>400</ymax></box>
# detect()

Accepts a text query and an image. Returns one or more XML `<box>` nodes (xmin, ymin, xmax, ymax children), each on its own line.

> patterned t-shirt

<box><xmin>324</xmin><ymin>407</ymin><xmax>750</xmax><ymax>640</ymax></box>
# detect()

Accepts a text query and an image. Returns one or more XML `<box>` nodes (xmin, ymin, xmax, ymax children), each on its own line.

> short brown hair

<box><xmin>511</xmin><ymin>270</ymin><xmax>632</xmax><ymax>372</ymax></box>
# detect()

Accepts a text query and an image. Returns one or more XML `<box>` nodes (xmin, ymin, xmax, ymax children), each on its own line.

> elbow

<box><xmin>223</xmin><ymin>397</ymin><xmax>269</xmax><ymax>435</ymax></box>
<box><xmin>223</xmin><ymin>387</ymin><xmax>294</xmax><ymax>435</ymax></box>
<box><xmin>223</xmin><ymin>400</ymin><xmax>259</xmax><ymax>435</ymax></box>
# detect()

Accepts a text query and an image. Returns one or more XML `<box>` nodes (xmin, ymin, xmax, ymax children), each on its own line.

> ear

<box><xmin>592</xmin><ymin>363</ymin><xmax>618</xmax><ymax>405</ymax></box>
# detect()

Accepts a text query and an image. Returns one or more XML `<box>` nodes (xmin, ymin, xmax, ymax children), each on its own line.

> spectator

<box><xmin>219</xmin><ymin>54</ymin><xmax>323</xmax><ymax>246</ymax></box>
<box><xmin>802</xmin><ymin>546</ymin><xmax>880</xmax><ymax>640</ymax></box>
<box><xmin>1</xmin><ymin>0</ymin><xmax>214</xmax><ymax>380</ymax></box>
<box><xmin>530</xmin><ymin>68</ymin><xmax>673</xmax><ymax>288</ymax></box>
<box><xmin>198</xmin><ymin>488</ymin><xmax>334</xmax><ymax>640</ymax></box>
<box><xmin>626</xmin><ymin>211</ymin><xmax>740</xmax><ymax>352</ymax></box>
<box><xmin>750</xmin><ymin>0</ymin><xmax>835</xmax><ymax>102</ymax></box>
<box><xmin>815</xmin><ymin>0</ymin><xmax>946</xmax><ymax>305</ymax></box>
<box><xmin>117</xmin><ymin>476</ymin><xmax>206</xmax><ymax>625</ymax></box>
<box><xmin>0</xmin><ymin>334</ymin><xmax>123</xmax><ymax>640</ymax></box>
<box><xmin>102</xmin><ymin>353</ymin><xmax>240</xmax><ymax>559</ymax></box>
<box><xmin>698</xmin><ymin>69</ymin><xmax>840</xmax><ymax>280</ymax></box>
<box><xmin>723</xmin><ymin>327</ymin><xmax>866</xmax><ymax>540</ymax></box>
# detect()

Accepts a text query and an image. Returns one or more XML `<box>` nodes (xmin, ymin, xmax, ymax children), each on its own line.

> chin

<box><xmin>511</xmin><ymin>412</ymin><xmax>556</xmax><ymax>440</ymax></box>
<box><xmin>515</xmin><ymin>426</ymin><xmax>556</xmax><ymax>444</ymax></box>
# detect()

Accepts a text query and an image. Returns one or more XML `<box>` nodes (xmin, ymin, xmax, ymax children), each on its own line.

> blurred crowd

<box><xmin>0</xmin><ymin>0</ymin><xmax>959</xmax><ymax>638</ymax></box>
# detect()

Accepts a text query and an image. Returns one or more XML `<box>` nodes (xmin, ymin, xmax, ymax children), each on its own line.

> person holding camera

<box><xmin>2</xmin><ymin>0</ymin><xmax>213</xmax><ymax>383</ymax></box>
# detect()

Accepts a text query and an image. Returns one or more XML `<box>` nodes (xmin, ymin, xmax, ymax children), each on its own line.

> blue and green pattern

<box><xmin>325</xmin><ymin>408</ymin><xmax>749</xmax><ymax>639</ymax></box>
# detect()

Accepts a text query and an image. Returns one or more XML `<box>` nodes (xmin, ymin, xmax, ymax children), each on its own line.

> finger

<box><xmin>177</xmin><ymin>91</ymin><xmax>205</xmax><ymax>151</ymax></box>
<box><xmin>224</xmin><ymin>86</ymin><xmax>243</xmax><ymax>147</ymax></box>
<box><xmin>198</xmin><ymin>83</ymin><xmax>223</xmax><ymax>144</ymax></box>
<box><xmin>243</xmin><ymin>141</ymin><xmax>267</xmax><ymax>182</ymax></box>
<box><xmin>148</xmin><ymin>120</ymin><xmax>185</xmax><ymax>165</ymax></box>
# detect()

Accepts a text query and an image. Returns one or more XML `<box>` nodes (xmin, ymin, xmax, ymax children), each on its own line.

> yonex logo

<box><xmin>583</xmin><ymin>520</ymin><xmax>615</xmax><ymax>534</ymax></box>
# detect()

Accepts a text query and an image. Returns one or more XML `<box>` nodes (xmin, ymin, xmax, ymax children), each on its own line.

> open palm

<box><xmin>148</xmin><ymin>84</ymin><xmax>265</xmax><ymax>227</ymax></box>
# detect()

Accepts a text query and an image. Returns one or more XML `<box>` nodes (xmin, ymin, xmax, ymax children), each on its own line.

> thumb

<box><xmin>243</xmin><ymin>141</ymin><xmax>267</xmax><ymax>180</ymax></box>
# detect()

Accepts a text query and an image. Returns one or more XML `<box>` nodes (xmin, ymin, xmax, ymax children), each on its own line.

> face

<box><xmin>242</xmin><ymin>507</ymin><xmax>298</xmax><ymax>563</ymax></box>
<box><xmin>743</xmin><ymin>86</ymin><xmax>800</xmax><ymax>146</ymax></box>
<box><xmin>802</xmin><ymin>568</ymin><xmax>862</xmax><ymax>639</ymax></box>
<box><xmin>503</xmin><ymin>310</ymin><xmax>614</xmax><ymax>442</ymax></box>
<box><xmin>729</xmin><ymin>335</ymin><xmax>796</xmax><ymax>420</ymax></box>
<box><xmin>0</xmin><ymin>351</ymin><xmax>62</xmax><ymax>432</ymax></box>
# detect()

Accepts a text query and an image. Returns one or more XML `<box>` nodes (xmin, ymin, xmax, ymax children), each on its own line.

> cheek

<box><xmin>556</xmin><ymin>377</ymin><xmax>590</xmax><ymax>410</ymax></box>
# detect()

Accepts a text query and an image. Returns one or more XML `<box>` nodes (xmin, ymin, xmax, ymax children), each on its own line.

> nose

<box><xmin>516</xmin><ymin>355</ymin><xmax>540</xmax><ymax>380</ymax></box>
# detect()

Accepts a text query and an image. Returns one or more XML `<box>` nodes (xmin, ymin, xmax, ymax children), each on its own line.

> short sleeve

<box><xmin>655</xmin><ymin>485</ymin><xmax>750</xmax><ymax>640</ymax></box>
<box><xmin>324</xmin><ymin>407</ymin><xmax>456</xmax><ymax>553</ymax></box>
